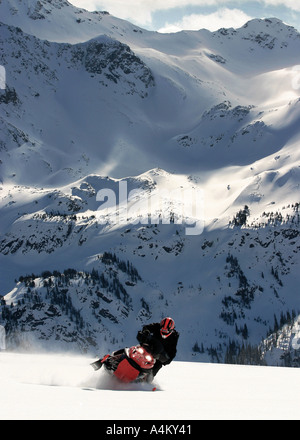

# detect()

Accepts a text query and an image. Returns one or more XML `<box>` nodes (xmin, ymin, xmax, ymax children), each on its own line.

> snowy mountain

<box><xmin>0</xmin><ymin>0</ymin><xmax>145</xmax><ymax>44</ymax></box>
<box><xmin>0</xmin><ymin>0</ymin><xmax>300</xmax><ymax>365</ymax></box>
<box><xmin>260</xmin><ymin>311</ymin><xmax>300</xmax><ymax>367</ymax></box>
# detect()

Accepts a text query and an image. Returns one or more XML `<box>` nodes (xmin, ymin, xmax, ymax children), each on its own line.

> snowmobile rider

<box><xmin>137</xmin><ymin>317</ymin><xmax>179</xmax><ymax>378</ymax></box>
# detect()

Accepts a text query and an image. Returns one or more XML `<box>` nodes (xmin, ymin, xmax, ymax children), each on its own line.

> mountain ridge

<box><xmin>0</xmin><ymin>0</ymin><xmax>299</xmax><ymax>365</ymax></box>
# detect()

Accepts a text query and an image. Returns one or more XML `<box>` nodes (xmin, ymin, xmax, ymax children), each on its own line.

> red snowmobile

<box><xmin>91</xmin><ymin>345</ymin><xmax>156</xmax><ymax>383</ymax></box>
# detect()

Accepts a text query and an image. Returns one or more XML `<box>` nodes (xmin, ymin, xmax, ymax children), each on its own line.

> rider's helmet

<box><xmin>160</xmin><ymin>317</ymin><xmax>175</xmax><ymax>339</ymax></box>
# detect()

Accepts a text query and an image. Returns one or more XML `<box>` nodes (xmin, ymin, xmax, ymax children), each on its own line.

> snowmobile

<box><xmin>91</xmin><ymin>344</ymin><xmax>156</xmax><ymax>383</ymax></box>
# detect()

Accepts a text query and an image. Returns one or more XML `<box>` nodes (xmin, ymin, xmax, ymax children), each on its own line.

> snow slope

<box><xmin>1</xmin><ymin>11</ymin><xmax>300</xmax><ymax>182</ymax></box>
<box><xmin>0</xmin><ymin>351</ymin><xmax>299</xmax><ymax>420</ymax></box>
<box><xmin>0</xmin><ymin>0</ymin><xmax>147</xmax><ymax>44</ymax></box>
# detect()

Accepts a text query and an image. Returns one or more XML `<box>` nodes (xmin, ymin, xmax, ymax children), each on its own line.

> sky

<box><xmin>69</xmin><ymin>0</ymin><xmax>300</xmax><ymax>32</ymax></box>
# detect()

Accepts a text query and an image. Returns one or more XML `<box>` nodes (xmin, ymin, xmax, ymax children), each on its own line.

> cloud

<box><xmin>70</xmin><ymin>0</ymin><xmax>153</xmax><ymax>25</ymax></box>
<box><xmin>262</xmin><ymin>0</ymin><xmax>300</xmax><ymax>12</ymax></box>
<box><xmin>69</xmin><ymin>0</ymin><xmax>300</xmax><ymax>28</ymax></box>
<box><xmin>158</xmin><ymin>8</ymin><xmax>253</xmax><ymax>32</ymax></box>
<box><xmin>70</xmin><ymin>0</ymin><xmax>241</xmax><ymax>26</ymax></box>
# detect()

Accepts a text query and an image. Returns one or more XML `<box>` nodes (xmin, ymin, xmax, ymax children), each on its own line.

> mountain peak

<box><xmin>243</xmin><ymin>17</ymin><xmax>298</xmax><ymax>32</ymax></box>
<box><xmin>0</xmin><ymin>0</ymin><xmax>134</xmax><ymax>43</ymax></box>
<box><xmin>210</xmin><ymin>16</ymin><xmax>300</xmax><ymax>52</ymax></box>
<box><xmin>240</xmin><ymin>16</ymin><xmax>300</xmax><ymax>41</ymax></box>
<box><xmin>214</xmin><ymin>16</ymin><xmax>299</xmax><ymax>38</ymax></box>
<box><xmin>0</xmin><ymin>0</ymin><xmax>116</xmax><ymax>43</ymax></box>
<box><xmin>3</xmin><ymin>0</ymin><xmax>72</xmax><ymax>16</ymax></box>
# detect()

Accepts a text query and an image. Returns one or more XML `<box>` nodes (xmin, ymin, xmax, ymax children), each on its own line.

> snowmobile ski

<box><xmin>91</xmin><ymin>354</ymin><xmax>110</xmax><ymax>371</ymax></box>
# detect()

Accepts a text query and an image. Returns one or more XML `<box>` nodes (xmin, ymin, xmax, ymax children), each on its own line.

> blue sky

<box><xmin>69</xmin><ymin>1</ymin><xmax>300</xmax><ymax>32</ymax></box>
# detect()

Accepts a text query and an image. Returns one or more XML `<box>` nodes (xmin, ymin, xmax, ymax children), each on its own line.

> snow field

<box><xmin>0</xmin><ymin>352</ymin><xmax>299</xmax><ymax>420</ymax></box>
